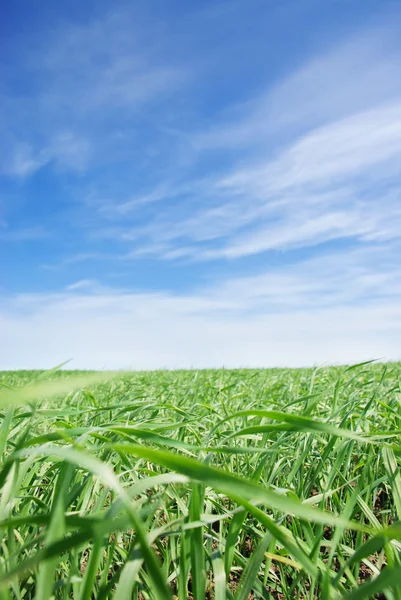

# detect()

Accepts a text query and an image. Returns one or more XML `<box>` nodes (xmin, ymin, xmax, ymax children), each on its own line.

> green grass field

<box><xmin>1</xmin><ymin>363</ymin><xmax>401</xmax><ymax>599</ymax></box>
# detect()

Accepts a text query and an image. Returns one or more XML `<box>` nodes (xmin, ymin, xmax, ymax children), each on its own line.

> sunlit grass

<box><xmin>1</xmin><ymin>363</ymin><xmax>401</xmax><ymax>598</ymax></box>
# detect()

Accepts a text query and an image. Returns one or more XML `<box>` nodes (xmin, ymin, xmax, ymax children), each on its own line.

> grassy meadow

<box><xmin>1</xmin><ymin>364</ymin><xmax>401</xmax><ymax>599</ymax></box>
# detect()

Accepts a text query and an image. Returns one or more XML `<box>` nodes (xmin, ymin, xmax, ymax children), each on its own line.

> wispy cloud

<box><xmin>1</xmin><ymin>144</ymin><xmax>49</xmax><ymax>178</ymax></box>
<box><xmin>0</xmin><ymin>226</ymin><xmax>48</xmax><ymax>242</ymax></box>
<box><xmin>65</xmin><ymin>279</ymin><xmax>98</xmax><ymax>292</ymax></box>
<box><xmin>199</xmin><ymin>102</ymin><xmax>401</xmax><ymax>258</ymax></box>
<box><xmin>1</xmin><ymin>133</ymin><xmax>92</xmax><ymax>178</ymax></box>
<box><xmin>106</xmin><ymin>100</ymin><xmax>401</xmax><ymax>261</ymax></box>
<box><xmin>195</xmin><ymin>24</ymin><xmax>401</xmax><ymax>150</ymax></box>
<box><xmin>108</xmin><ymin>32</ymin><xmax>401</xmax><ymax>261</ymax></box>
<box><xmin>39</xmin><ymin>7</ymin><xmax>185</xmax><ymax>112</ymax></box>
<box><xmin>1</xmin><ymin>6</ymin><xmax>186</xmax><ymax>180</ymax></box>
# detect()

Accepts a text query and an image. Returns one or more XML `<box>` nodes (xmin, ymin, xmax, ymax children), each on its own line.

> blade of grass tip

<box><xmin>331</xmin><ymin>374</ymin><xmax>342</xmax><ymax>417</ymax></box>
<box><xmin>0</xmin><ymin>511</ymin><xmax>143</xmax><ymax>588</ymax></box>
<box><xmin>224</xmin><ymin>510</ymin><xmax>247</xmax><ymax>576</ymax></box>
<box><xmin>110</xmin><ymin>443</ymin><xmax>368</xmax><ymax>532</ymax></box>
<box><xmin>235</xmin><ymin>531</ymin><xmax>273</xmax><ymax>600</ymax></box>
<box><xmin>98</xmin><ymin>537</ymin><xmax>118</xmax><ymax>594</ymax></box>
<box><xmin>210</xmin><ymin>550</ymin><xmax>226</xmax><ymax>600</ymax></box>
<box><xmin>224</xmin><ymin>456</ymin><xmax>268</xmax><ymax>578</ymax></box>
<box><xmin>332</xmin><ymin>524</ymin><xmax>401</xmax><ymax>588</ymax></box>
<box><xmin>231</xmin><ymin>416</ymin><xmax>379</xmax><ymax>445</ymax></box>
<box><xmin>35</xmin><ymin>464</ymin><xmax>73</xmax><ymax>600</ymax></box>
<box><xmin>13</xmin><ymin>445</ymin><xmax>172</xmax><ymax>600</ymax></box>
<box><xmin>0</xmin><ymin>407</ymin><xmax>14</xmax><ymax>459</ymax></box>
<box><xmin>25</xmin><ymin>360</ymin><xmax>73</xmax><ymax>385</ymax></box>
<box><xmin>0</xmin><ymin>461</ymin><xmax>18</xmax><ymax>523</ymax></box>
<box><xmin>343</xmin><ymin>565</ymin><xmax>401</xmax><ymax>600</ymax></box>
<box><xmin>189</xmin><ymin>482</ymin><xmax>207</xmax><ymax>600</ymax></box>
<box><xmin>114</xmin><ymin>546</ymin><xmax>144</xmax><ymax>600</ymax></box>
<box><xmin>4</xmin><ymin>523</ymin><xmax>20</xmax><ymax>600</ymax></box>
<box><xmin>179</xmin><ymin>523</ymin><xmax>190</xmax><ymax>600</ymax></box>
<box><xmin>220</xmin><ymin>456</ymin><xmax>268</xmax><ymax>578</ymax></box>
<box><xmin>0</xmin><ymin>372</ymin><xmax>120</xmax><ymax>409</ymax></box>
<box><xmin>222</xmin><ymin>495</ymin><xmax>320</xmax><ymax>581</ymax></box>
<box><xmin>113</xmin><ymin>528</ymin><xmax>173</xmax><ymax>600</ymax></box>
<box><xmin>0</xmin><ymin>588</ymin><xmax>11</xmax><ymax>600</ymax></box>
<box><xmin>78</xmin><ymin>535</ymin><xmax>107</xmax><ymax>600</ymax></box>
<box><xmin>344</xmin><ymin>359</ymin><xmax>379</xmax><ymax>372</ymax></box>
<box><xmin>211</xmin><ymin>410</ymin><xmax>382</xmax><ymax>445</ymax></box>
<box><xmin>321</xmin><ymin>482</ymin><xmax>361</xmax><ymax>598</ymax></box>
<box><xmin>382</xmin><ymin>447</ymin><xmax>401</xmax><ymax>521</ymax></box>
<box><xmin>263</xmin><ymin>553</ymin><xmax>302</xmax><ymax>569</ymax></box>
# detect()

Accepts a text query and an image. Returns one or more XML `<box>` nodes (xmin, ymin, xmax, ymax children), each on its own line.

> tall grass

<box><xmin>1</xmin><ymin>364</ymin><xmax>401</xmax><ymax>598</ymax></box>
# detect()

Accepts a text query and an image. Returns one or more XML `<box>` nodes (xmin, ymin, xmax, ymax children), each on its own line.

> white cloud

<box><xmin>1</xmin><ymin>143</ymin><xmax>49</xmax><ymax>178</ymax></box>
<box><xmin>209</xmin><ymin>243</ymin><xmax>401</xmax><ymax>310</ymax></box>
<box><xmin>2</xmin><ymin>294</ymin><xmax>400</xmax><ymax>370</ymax></box>
<box><xmin>224</xmin><ymin>101</ymin><xmax>401</xmax><ymax>194</ymax></box>
<box><xmin>202</xmin><ymin>102</ymin><xmax>401</xmax><ymax>258</ymax></box>
<box><xmin>2</xmin><ymin>243</ymin><xmax>401</xmax><ymax>369</ymax></box>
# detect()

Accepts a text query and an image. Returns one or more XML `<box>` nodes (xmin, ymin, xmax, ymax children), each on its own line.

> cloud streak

<box><xmin>110</xmin><ymin>99</ymin><xmax>401</xmax><ymax>261</ymax></box>
<box><xmin>195</xmin><ymin>23</ymin><xmax>401</xmax><ymax>150</ymax></box>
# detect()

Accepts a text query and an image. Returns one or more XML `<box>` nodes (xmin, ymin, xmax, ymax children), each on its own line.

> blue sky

<box><xmin>2</xmin><ymin>0</ymin><xmax>401</xmax><ymax>369</ymax></box>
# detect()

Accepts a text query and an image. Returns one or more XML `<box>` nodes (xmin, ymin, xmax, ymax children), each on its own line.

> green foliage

<box><xmin>0</xmin><ymin>364</ymin><xmax>401</xmax><ymax>598</ymax></box>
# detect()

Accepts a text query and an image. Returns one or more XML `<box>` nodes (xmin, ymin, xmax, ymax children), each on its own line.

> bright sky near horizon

<box><xmin>1</xmin><ymin>0</ymin><xmax>401</xmax><ymax>370</ymax></box>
